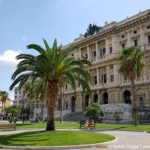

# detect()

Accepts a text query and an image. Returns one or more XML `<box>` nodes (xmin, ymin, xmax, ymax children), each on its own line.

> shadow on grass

<box><xmin>0</xmin><ymin>131</ymin><xmax>45</xmax><ymax>146</ymax></box>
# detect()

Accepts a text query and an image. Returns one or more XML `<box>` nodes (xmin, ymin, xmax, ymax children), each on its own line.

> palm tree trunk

<box><xmin>46</xmin><ymin>102</ymin><xmax>55</xmax><ymax>130</ymax></box>
<box><xmin>2</xmin><ymin>102</ymin><xmax>4</xmax><ymax>115</ymax></box>
<box><xmin>3</xmin><ymin>102</ymin><xmax>5</xmax><ymax>114</ymax></box>
<box><xmin>41</xmin><ymin>101</ymin><xmax>44</xmax><ymax>121</ymax></box>
<box><xmin>46</xmin><ymin>81</ymin><xmax>58</xmax><ymax>131</ymax></box>
<box><xmin>60</xmin><ymin>86</ymin><xmax>64</xmax><ymax>124</ymax></box>
<box><xmin>131</xmin><ymin>80</ymin><xmax>138</xmax><ymax>126</ymax></box>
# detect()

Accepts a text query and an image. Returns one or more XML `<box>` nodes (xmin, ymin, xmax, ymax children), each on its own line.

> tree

<box><xmin>0</xmin><ymin>91</ymin><xmax>8</xmax><ymax>114</ymax></box>
<box><xmin>24</xmin><ymin>80</ymin><xmax>46</xmax><ymax>120</ymax></box>
<box><xmin>85</xmin><ymin>103</ymin><xmax>103</xmax><ymax>122</ymax></box>
<box><xmin>84</xmin><ymin>23</ymin><xmax>100</xmax><ymax>37</ymax></box>
<box><xmin>5</xmin><ymin>105</ymin><xmax>21</xmax><ymax>123</ymax></box>
<box><xmin>10</xmin><ymin>39</ymin><xmax>92</xmax><ymax>131</ymax></box>
<box><xmin>118</xmin><ymin>47</ymin><xmax>145</xmax><ymax>126</ymax></box>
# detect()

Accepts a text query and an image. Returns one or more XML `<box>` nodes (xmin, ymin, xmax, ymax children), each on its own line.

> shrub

<box><xmin>85</xmin><ymin>103</ymin><xmax>103</xmax><ymax>121</ymax></box>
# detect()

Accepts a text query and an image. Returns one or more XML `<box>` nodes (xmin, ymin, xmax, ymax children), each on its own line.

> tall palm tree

<box><xmin>10</xmin><ymin>39</ymin><xmax>91</xmax><ymax>131</ymax></box>
<box><xmin>0</xmin><ymin>91</ymin><xmax>8</xmax><ymax>114</ymax></box>
<box><xmin>118</xmin><ymin>47</ymin><xmax>145</xmax><ymax>126</ymax></box>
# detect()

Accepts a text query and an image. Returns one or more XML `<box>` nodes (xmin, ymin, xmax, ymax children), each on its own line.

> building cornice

<box><xmin>65</xmin><ymin>9</ymin><xmax>150</xmax><ymax>48</ymax></box>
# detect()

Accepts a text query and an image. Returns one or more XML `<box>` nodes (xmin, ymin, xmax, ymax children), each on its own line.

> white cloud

<box><xmin>0</xmin><ymin>50</ymin><xmax>20</xmax><ymax>70</ymax></box>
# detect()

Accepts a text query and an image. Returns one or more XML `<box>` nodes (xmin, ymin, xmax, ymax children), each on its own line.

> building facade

<box><xmin>56</xmin><ymin>9</ymin><xmax>150</xmax><ymax>122</ymax></box>
<box><xmin>14</xmin><ymin>9</ymin><xmax>150</xmax><ymax>122</ymax></box>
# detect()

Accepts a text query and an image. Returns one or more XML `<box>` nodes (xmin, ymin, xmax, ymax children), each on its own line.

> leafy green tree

<box><xmin>5</xmin><ymin>105</ymin><xmax>21</xmax><ymax>123</ymax></box>
<box><xmin>118</xmin><ymin>47</ymin><xmax>145</xmax><ymax>126</ymax></box>
<box><xmin>84</xmin><ymin>23</ymin><xmax>100</xmax><ymax>37</ymax></box>
<box><xmin>85</xmin><ymin>103</ymin><xmax>103</xmax><ymax>122</ymax></box>
<box><xmin>10</xmin><ymin>39</ymin><xmax>91</xmax><ymax>131</ymax></box>
<box><xmin>0</xmin><ymin>91</ymin><xmax>8</xmax><ymax>114</ymax></box>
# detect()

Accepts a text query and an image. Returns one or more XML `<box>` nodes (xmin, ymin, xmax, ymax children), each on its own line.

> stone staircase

<box><xmin>56</xmin><ymin>112</ymin><xmax>87</xmax><ymax>121</ymax></box>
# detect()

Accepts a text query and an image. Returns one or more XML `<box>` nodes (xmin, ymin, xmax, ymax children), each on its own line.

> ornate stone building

<box><xmin>13</xmin><ymin>87</ymin><xmax>47</xmax><ymax>119</ymax></box>
<box><xmin>56</xmin><ymin>9</ymin><xmax>150</xmax><ymax>122</ymax></box>
<box><xmin>14</xmin><ymin>9</ymin><xmax>150</xmax><ymax>122</ymax></box>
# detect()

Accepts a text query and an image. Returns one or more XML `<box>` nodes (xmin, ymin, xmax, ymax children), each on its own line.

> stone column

<box><xmin>145</xmin><ymin>88</ymin><xmax>149</xmax><ymax>107</ymax></box>
<box><xmin>105</xmin><ymin>38</ymin><xmax>109</xmax><ymax>58</ymax></box>
<box><xmin>127</xmin><ymin>31</ymin><xmax>131</xmax><ymax>47</ymax></box>
<box><xmin>139</xmin><ymin>26</ymin><xmax>144</xmax><ymax>48</ymax></box>
<box><xmin>87</xmin><ymin>45</ymin><xmax>90</xmax><ymax>61</ymax></box>
<box><xmin>112</xmin><ymin>35</ymin><xmax>117</xmax><ymax>54</ymax></box>
<box><xmin>106</xmin><ymin>66</ymin><xmax>109</xmax><ymax>86</ymax></box>
<box><xmin>114</xmin><ymin>64</ymin><xmax>118</xmax><ymax>86</ymax></box>
<box><xmin>96</xmin><ymin>42</ymin><xmax>99</xmax><ymax>61</ymax></box>
<box><xmin>97</xmin><ymin>68</ymin><xmax>99</xmax><ymax>86</ymax></box>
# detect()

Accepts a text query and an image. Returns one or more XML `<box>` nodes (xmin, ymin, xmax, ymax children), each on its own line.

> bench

<box><xmin>0</xmin><ymin>124</ymin><xmax>16</xmax><ymax>130</ymax></box>
<box><xmin>80</xmin><ymin>120</ymin><xmax>95</xmax><ymax>129</ymax></box>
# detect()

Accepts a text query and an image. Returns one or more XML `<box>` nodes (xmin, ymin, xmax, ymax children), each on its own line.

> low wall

<box><xmin>101</xmin><ymin>103</ymin><xmax>132</xmax><ymax>123</ymax></box>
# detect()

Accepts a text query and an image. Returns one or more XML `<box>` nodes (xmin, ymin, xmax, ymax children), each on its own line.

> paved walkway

<box><xmin>0</xmin><ymin>129</ymin><xmax>150</xmax><ymax>150</ymax></box>
<box><xmin>86</xmin><ymin>131</ymin><xmax>150</xmax><ymax>150</ymax></box>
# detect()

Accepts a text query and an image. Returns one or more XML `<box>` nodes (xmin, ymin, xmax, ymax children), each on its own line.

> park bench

<box><xmin>80</xmin><ymin>120</ymin><xmax>96</xmax><ymax>129</ymax></box>
<box><xmin>0</xmin><ymin>124</ymin><xmax>16</xmax><ymax>130</ymax></box>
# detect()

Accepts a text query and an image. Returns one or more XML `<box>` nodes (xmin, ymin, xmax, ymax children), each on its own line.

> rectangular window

<box><xmin>110</xmin><ymin>65</ymin><xmax>114</xmax><ymax>70</ymax></box>
<box><xmin>103</xmin><ymin>48</ymin><xmax>106</xmax><ymax>57</ymax></box>
<box><xmin>124</xmin><ymin>75</ymin><xmax>127</xmax><ymax>81</ymax></box>
<box><xmin>65</xmin><ymin>84</ymin><xmax>67</xmax><ymax>90</ymax></box>
<box><xmin>92</xmin><ymin>51</ymin><xmax>96</xmax><ymax>61</ymax></box>
<box><xmin>100</xmin><ymin>49</ymin><xmax>103</xmax><ymax>58</ymax></box>
<box><xmin>122</xmin><ymin>43</ymin><xmax>125</xmax><ymax>49</ymax></box>
<box><xmin>110</xmin><ymin>75</ymin><xmax>114</xmax><ymax>82</ymax></box>
<box><xmin>134</xmin><ymin>39</ymin><xmax>138</xmax><ymax>47</ymax></box>
<box><xmin>147</xmin><ymin>25</ymin><xmax>150</xmax><ymax>29</ymax></box>
<box><xmin>109</xmin><ymin>47</ymin><xmax>113</xmax><ymax>54</ymax></box>
<box><xmin>103</xmin><ymin>74</ymin><xmax>107</xmax><ymax>83</ymax></box>
<box><xmin>94</xmin><ymin>76</ymin><xmax>97</xmax><ymax>85</ymax></box>
<box><xmin>148</xmin><ymin>35</ymin><xmax>150</xmax><ymax>43</ymax></box>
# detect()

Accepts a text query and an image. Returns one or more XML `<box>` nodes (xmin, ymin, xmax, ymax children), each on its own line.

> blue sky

<box><xmin>0</xmin><ymin>0</ymin><xmax>150</xmax><ymax>99</ymax></box>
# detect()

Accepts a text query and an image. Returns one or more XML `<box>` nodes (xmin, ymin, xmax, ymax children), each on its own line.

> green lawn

<box><xmin>0</xmin><ymin>131</ymin><xmax>115</xmax><ymax>146</ymax></box>
<box><xmin>96</xmin><ymin>123</ymin><xmax>150</xmax><ymax>132</ymax></box>
<box><xmin>16</xmin><ymin>121</ymin><xmax>79</xmax><ymax>129</ymax></box>
<box><xmin>15</xmin><ymin>121</ymin><xmax>150</xmax><ymax>132</ymax></box>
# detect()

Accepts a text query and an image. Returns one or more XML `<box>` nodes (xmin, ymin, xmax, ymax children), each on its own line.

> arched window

<box><xmin>70</xmin><ymin>96</ymin><xmax>76</xmax><ymax>112</ymax></box>
<box><xmin>103</xmin><ymin>92</ymin><xmax>108</xmax><ymax>104</ymax></box>
<box><xmin>93</xmin><ymin>93</ymin><xmax>98</xmax><ymax>103</ymax></box>
<box><xmin>123</xmin><ymin>90</ymin><xmax>131</xmax><ymax>104</ymax></box>
<box><xmin>85</xmin><ymin>95</ymin><xmax>89</xmax><ymax>107</ymax></box>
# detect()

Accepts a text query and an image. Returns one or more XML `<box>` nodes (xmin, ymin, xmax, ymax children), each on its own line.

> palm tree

<box><xmin>0</xmin><ymin>91</ymin><xmax>8</xmax><ymax>114</ymax></box>
<box><xmin>10</xmin><ymin>39</ymin><xmax>91</xmax><ymax>131</ymax></box>
<box><xmin>118</xmin><ymin>47</ymin><xmax>145</xmax><ymax>126</ymax></box>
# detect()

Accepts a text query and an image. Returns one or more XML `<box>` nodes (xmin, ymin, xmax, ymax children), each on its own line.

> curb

<box><xmin>0</xmin><ymin>135</ymin><xmax>117</xmax><ymax>150</ymax></box>
<box><xmin>0</xmin><ymin>138</ymin><xmax>117</xmax><ymax>149</ymax></box>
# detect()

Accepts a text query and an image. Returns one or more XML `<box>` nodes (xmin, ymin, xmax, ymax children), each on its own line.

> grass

<box><xmin>16</xmin><ymin>121</ymin><xmax>79</xmax><ymax>129</ymax></box>
<box><xmin>15</xmin><ymin>121</ymin><xmax>150</xmax><ymax>132</ymax></box>
<box><xmin>96</xmin><ymin>123</ymin><xmax>150</xmax><ymax>132</ymax></box>
<box><xmin>0</xmin><ymin>131</ymin><xmax>115</xmax><ymax>146</ymax></box>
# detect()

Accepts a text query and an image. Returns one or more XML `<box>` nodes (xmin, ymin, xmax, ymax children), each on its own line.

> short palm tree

<box><xmin>24</xmin><ymin>80</ymin><xmax>46</xmax><ymax>120</ymax></box>
<box><xmin>0</xmin><ymin>91</ymin><xmax>8</xmax><ymax>114</ymax></box>
<box><xmin>10</xmin><ymin>39</ymin><xmax>91</xmax><ymax>131</ymax></box>
<box><xmin>118</xmin><ymin>47</ymin><xmax>145</xmax><ymax>126</ymax></box>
